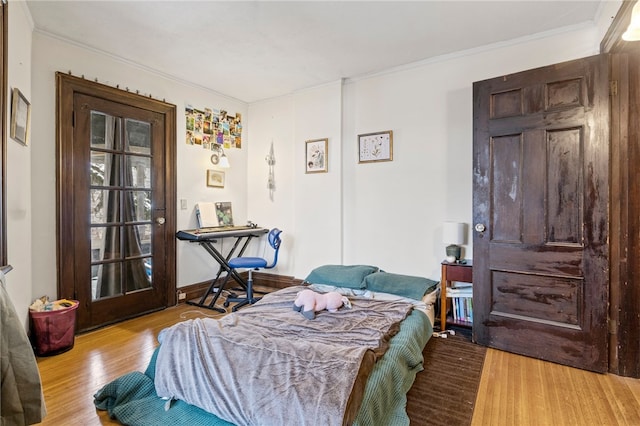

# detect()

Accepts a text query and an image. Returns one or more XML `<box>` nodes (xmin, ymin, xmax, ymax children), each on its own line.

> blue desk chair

<box><xmin>223</xmin><ymin>228</ymin><xmax>282</xmax><ymax>311</ymax></box>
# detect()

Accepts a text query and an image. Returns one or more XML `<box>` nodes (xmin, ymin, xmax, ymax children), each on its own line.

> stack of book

<box><xmin>447</xmin><ymin>284</ymin><xmax>473</xmax><ymax>324</ymax></box>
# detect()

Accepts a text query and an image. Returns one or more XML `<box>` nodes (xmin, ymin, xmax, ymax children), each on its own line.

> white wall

<box><xmin>248</xmin><ymin>24</ymin><xmax>607</xmax><ymax>283</ymax></box>
<box><xmin>247</xmin><ymin>82</ymin><xmax>344</xmax><ymax>277</ymax></box>
<box><xmin>292</xmin><ymin>83</ymin><xmax>344</xmax><ymax>274</ymax></box>
<box><xmin>245</xmin><ymin>96</ymin><xmax>295</xmax><ymax>275</ymax></box>
<box><xmin>6</xmin><ymin>1</ymin><xmax>34</xmax><ymax>326</ymax></box>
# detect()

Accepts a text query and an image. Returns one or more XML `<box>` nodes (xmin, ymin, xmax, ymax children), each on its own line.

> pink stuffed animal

<box><xmin>293</xmin><ymin>289</ymin><xmax>351</xmax><ymax>319</ymax></box>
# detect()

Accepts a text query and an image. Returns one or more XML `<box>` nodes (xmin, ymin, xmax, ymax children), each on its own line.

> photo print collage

<box><xmin>185</xmin><ymin>105</ymin><xmax>242</xmax><ymax>151</ymax></box>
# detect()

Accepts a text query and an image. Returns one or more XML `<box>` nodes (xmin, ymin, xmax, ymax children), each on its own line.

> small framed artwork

<box><xmin>206</xmin><ymin>169</ymin><xmax>225</xmax><ymax>188</ymax></box>
<box><xmin>10</xmin><ymin>88</ymin><xmax>31</xmax><ymax>146</ymax></box>
<box><xmin>358</xmin><ymin>130</ymin><xmax>393</xmax><ymax>163</ymax></box>
<box><xmin>305</xmin><ymin>138</ymin><xmax>328</xmax><ymax>173</ymax></box>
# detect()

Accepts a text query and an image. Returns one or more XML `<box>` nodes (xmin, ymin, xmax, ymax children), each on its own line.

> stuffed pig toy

<box><xmin>293</xmin><ymin>289</ymin><xmax>351</xmax><ymax>320</ymax></box>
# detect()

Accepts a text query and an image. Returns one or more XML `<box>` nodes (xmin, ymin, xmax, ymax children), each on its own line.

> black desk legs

<box><xmin>185</xmin><ymin>235</ymin><xmax>255</xmax><ymax>312</ymax></box>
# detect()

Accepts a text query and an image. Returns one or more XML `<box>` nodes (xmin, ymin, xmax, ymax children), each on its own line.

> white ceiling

<box><xmin>26</xmin><ymin>1</ymin><xmax>610</xmax><ymax>103</ymax></box>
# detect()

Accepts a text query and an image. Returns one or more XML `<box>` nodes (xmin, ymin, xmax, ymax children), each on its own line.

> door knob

<box><xmin>474</xmin><ymin>223</ymin><xmax>486</xmax><ymax>232</ymax></box>
<box><xmin>156</xmin><ymin>217</ymin><xmax>166</xmax><ymax>225</ymax></box>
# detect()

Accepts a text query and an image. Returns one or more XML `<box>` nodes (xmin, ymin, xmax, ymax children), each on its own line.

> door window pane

<box><xmin>123</xmin><ymin>258</ymin><xmax>152</xmax><ymax>292</ymax></box>
<box><xmin>92</xmin><ymin>263</ymin><xmax>123</xmax><ymax>300</ymax></box>
<box><xmin>90</xmin><ymin>189</ymin><xmax>121</xmax><ymax>224</ymax></box>
<box><xmin>143</xmin><ymin>258</ymin><xmax>152</xmax><ymax>281</ymax></box>
<box><xmin>125</xmin><ymin>224</ymin><xmax>152</xmax><ymax>257</ymax></box>
<box><xmin>126</xmin><ymin>119</ymin><xmax>151</xmax><ymax>155</ymax></box>
<box><xmin>124</xmin><ymin>190</ymin><xmax>151</xmax><ymax>222</ymax></box>
<box><xmin>91</xmin><ymin>151</ymin><xmax>121</xmax><ymax>186</ymax></box>
<box><xmin>125</xmin><ymin>155</ymin><xmax>151</xmax><ymax>188</ymax></box>
<box><xmin>91</xmin><ymin>226</ymin><xmax>120</xmax><ymax>261</ymax></box>
<box><xmin>91</xmin><ymin>112</ymin><xmax>121</xmax><ymax>150</ymax></box>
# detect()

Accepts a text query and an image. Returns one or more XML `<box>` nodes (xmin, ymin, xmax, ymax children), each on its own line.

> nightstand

<box><xmin>440</xmin><ymin>259</ymin><xmax>473</xmax><ymax>331</ymax></box>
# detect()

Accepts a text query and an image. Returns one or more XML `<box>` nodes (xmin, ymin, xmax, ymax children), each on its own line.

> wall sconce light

<box><xmin>210</xmin><ymin>144</ymin><xmax>230</xmax><ymax>168</ymax></box>
<box><xmin>443</xmin><ymin>221</ymin><xmax>465</xmax><ymax>262</ymax></box>
<box><xmin>623</xmin><ymin>1</ymin><xmax>640</xmax><ymax>41</ymax></box>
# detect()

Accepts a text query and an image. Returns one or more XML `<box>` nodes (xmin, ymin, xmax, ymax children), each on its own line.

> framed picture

<box><xmin>358</xmin><ymin>130</ymin><xmax>393</xmax><ymax>163</ymax></box>
<box><xmin>10</xmin><ymin>88</ymin><xmax>31</xmax><ymax>146</ymax></box>
<box><xmin>206</xmin><ymin>169</ymin><xmax>225</xmax><ymax>188</ymax></box>
<box><xmin>305</xmin><ymin>138</ymin><xmax>328</xmax><ymax>173</ymax></box>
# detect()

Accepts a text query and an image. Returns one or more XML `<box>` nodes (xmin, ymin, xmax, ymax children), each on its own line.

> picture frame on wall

<box><xmin>358</xmin><ymin>130</ymin><xmax>393</xmax><ymax>163</ymax></box>
<box><xmin>305</xmin><ymin>138</ymin><xmax>328</xmax><ymax>173</ymax></box>
<box><xmin>10</xmin><ymin>88</ymin><xmax>31</xmax><ymax>146</ymax></box>
<box><xmin>206</xmin><ymin>169</ymin><xmax>225</xmax><ymax>188</ymax></box>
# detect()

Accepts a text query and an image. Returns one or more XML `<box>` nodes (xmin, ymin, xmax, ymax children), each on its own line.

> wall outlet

<box><xmin>178</xmin><ymin>291</ymin><xmax>186</xmax><ymax>300</ymax></box>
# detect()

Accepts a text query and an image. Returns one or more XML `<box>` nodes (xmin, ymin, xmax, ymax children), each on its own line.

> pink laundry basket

<box><xmin>29</xmin><ymin>301</ymin><xmax>79</xmax><ymax>356</ymax></box>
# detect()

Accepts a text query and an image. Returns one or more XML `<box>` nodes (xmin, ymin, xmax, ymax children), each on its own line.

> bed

<box><xmin>94</xmin><ymin>265</ymin><xmax>438</xmax><ymax>426</ymax></box>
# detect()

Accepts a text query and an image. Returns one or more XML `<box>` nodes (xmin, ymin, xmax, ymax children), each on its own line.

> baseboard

<box><xmin>176</xmin><ymin>281</ymin><xmax>213</xmax><ymax>304</ymax></box>
<box><xmin>252</xmin><ymin>271</ymin><xmax>303</xmax><ymax>289</ymax></box>
<box><xmin>176</xmin><ymin>272</ymin><xmax>303</xmax><ymax>304</ymax></box>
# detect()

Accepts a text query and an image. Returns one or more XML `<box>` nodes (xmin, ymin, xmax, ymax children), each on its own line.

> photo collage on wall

<box><xmin>185</xmin><ymin>105</ymin><xmax>242</xmax><ymax>150</ymax></box>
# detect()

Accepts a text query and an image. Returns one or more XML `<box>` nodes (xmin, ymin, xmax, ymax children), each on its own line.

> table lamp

<box><xmin>443</xmin><ymin>221</ymin><xmax>465</xmax><ymax>261</ymax></box>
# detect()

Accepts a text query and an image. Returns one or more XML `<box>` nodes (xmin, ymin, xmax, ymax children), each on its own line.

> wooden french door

<box><xmin>472</xmin><ymin>54</ymin><xmax>610</xmax><ymax>372</ymax></box>
<box><xmin>57</xmin><ymin>74</ymin><xmax>177</xmax><ymax>332</ymax></box>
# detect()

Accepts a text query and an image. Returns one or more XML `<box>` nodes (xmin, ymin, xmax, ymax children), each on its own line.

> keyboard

<box><xmin>176</xmin><ymin>226</ymin><xmax>266</xmax><ymax>241</ymax></box>
<box><xmin>196</xmin><ymin>225</ymin><xmax>253</xmax><ymax>234</ymax></box>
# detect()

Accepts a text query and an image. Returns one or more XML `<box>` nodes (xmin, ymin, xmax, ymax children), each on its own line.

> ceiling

<box><xmin>26</xmin><ymin>1</ymin><xmax>611</xmax><ymax>104</ymax></box>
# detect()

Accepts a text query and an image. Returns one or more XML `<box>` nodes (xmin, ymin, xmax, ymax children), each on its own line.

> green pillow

<box><xmin>304</xmin><ymin>264</ymin><xmax>379</xmax><ymax>289</ymax></box>
<box><xmin>363</xmin><ymin>272</ymin><xmax>438</xmax><ymax>300</ymax></box>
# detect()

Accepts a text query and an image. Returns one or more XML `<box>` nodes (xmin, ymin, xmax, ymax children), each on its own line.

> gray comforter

<box><xmin>154</xmin><ymin>286</ymin><xmax>414</xmax><ymax>426</ymax></box>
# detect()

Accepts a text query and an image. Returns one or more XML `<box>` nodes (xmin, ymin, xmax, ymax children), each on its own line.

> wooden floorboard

<box><xmin>472</xmin><ymin>347</ymin><xmax>640</xmax><ymax>426</ymax></box>
<box><xmin>35</xmin><ymin>301</ymin><xmax>640</xmax><ymax>426</ymax></box>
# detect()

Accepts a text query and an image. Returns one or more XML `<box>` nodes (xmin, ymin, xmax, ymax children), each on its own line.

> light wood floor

<box><xmin>35</xmin><ymin>304</ymin><xmax>640</xmax><ymax>426</ymax></box>
<box><xmin>472</xmin><ymin>348</ymin><xmax>640</xmax><ymax>426</ymax></box>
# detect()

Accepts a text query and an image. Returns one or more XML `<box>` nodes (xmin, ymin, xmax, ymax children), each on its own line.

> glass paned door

<box><xmin>89</xmin><ymin>112</ymin><xmax>154</xmax><ymax>299</ymax></box>
<box><xmin>58</xmin><ymin>74</ymin><xmax>175</xmax><ymax>332</ymax></box>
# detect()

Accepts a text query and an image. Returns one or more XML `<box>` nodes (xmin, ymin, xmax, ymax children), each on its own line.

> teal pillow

<box><xmin>363</xmin><ymin>272</ymin><xmax>438</xmax><ymax>300</ymax></box>
<box><xmin>304</xmin><ymin>264</ymin><xmax>379</xmax><ymax>289</ymax></box>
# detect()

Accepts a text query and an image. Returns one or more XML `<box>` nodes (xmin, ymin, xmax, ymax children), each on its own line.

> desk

<box><xmin>176</xmin><ymin>226</ymin><xmax>269</xmax><ymax>312</ymax></box>
<box><xmin>440</xmin><ymin>260</ymin><xmax>473</xmax><ymax>331</ymax></box>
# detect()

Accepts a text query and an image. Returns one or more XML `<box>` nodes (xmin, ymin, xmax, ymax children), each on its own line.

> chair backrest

<box><xmin>266</xmin><ymin>228</ymin><xmax>282</xmax><ymax>269</ymax></box>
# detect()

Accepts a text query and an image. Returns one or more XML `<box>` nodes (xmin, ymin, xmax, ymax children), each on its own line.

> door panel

<box><xmin>472</xmin><ymin>54</ymin><xmax>609</xmax><ymax>372</ymax></box>
<box><xmin>57</xmin><ymin>74</ymin><xmax>177</xmax><ymax>332</ymax></box>
<box><xmin>75</xmin><ymin>94</ymin><xmax>167</xmax><ymax>329</ymax></box>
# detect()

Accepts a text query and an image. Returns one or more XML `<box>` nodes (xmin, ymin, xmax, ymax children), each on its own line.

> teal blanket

<box><xmin>94</xmin><ymin>308</ymin><xmax>432</xmax><ymax>425</ymax></box>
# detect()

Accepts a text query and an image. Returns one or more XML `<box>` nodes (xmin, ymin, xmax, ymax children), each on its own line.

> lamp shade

<box><xmin>211</xmin><ymin>144</ymin><xmax>231</xmax><ymax>168</ymax></box>
<box><xmin>218</xmin><ymin>153</ymin><xmax>231</xmax><ymax>168</ymax></box>
<box><xmin>443</xmin><ymin>222</ymin><xmax>464</xmax><ymax>245</ymax></box>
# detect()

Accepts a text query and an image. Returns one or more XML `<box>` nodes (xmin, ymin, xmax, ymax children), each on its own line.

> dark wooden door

<box><xmin>57</xmin><ymin>74</ymin><xmax>177</xmax><ymax>332</ymax></box>
<box><xmin>472</xmin><ymin>54</ymin><xmax>610</xmax><ymax>372</ymax></box>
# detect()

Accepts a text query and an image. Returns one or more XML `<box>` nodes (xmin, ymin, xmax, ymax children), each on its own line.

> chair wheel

<box><xmin>223</xmin><ymin>301</ymin><xmax>230</xmax><ymax>307</ymax></box>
